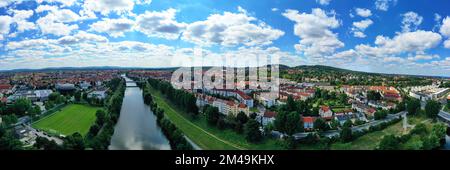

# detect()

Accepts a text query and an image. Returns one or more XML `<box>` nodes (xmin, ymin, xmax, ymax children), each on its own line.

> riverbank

<box><xmin>147</xmin><ymin>85</ymin><xmax>285</xmax><ymax>150</ymax></box>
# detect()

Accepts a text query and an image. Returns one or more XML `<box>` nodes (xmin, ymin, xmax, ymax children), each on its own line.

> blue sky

<box><xmin>0</xmin><ymin>0</ymin><xmax>450</xmax><ymax>76</ymax></box>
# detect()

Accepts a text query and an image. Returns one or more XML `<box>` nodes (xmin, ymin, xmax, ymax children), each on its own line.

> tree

<box><xmin>95</xmin><ymin>110</ymin><xmax>107</xmax><ymax>125</ymax></box>
<box><xmin>343</xmin><ymin>119</ymin><xmax>353</xmax><ymax>128</ymax></box>
<box><xmin>285</xmin><ymin>112</ymin><xmax>301</xmax><ymax>135</ymax></box>
<box><xmin>374</xmin><ymin>110</ymin><xmax>388</xmax><ymax>120</ymax></box>
<box><xmin>74</xmin><ymin>91</ymin><xmax>82</xmax><ymax>102</ymax></box>
<box><xmin>425</xmin><ymin>100</ymin><xmax>441</xmax><ymax>119</ymax></box>
<box><xmin>378</xmin><ymin>135</ymin><xmax>400</xmax><ymax>150</ymax></box>
<box><xmin>244</xmin><ymin>119</ymin><xmax>262</xmax><ymax>143</ymax></box>
<box><xmin>0</xmin><ymin>129</ymin><xmax>23</xmax><ymax>150</ymax></box>
<box><xmin>340</xmin><ymin>126</ymin><xmax>353</xmax><ymax>142</ymax></box>
<box><xmin>406</xmin><ymin>98</ymin><xmax>421</xmax><ymax>115</ymax></box>
<box><xmin>338</xmin><ymin>93</ymin><xmax>348</xmax><ymax>104</ymax></box>
<box><xmin>34</xmin><ymin>136</ymin><xmax>60</xmax><ymax>150</ymax></box>
<box><xmin>329</xmin><ymin>119</ymin><xmax>340</xmax><ymax>130</ymax></box>
<box><xmin>367</xmin><ymin>91</ymin><xmax>381</xmax><ymax>101</ymax></box>
<box><xmin>10</xmin><ymin>98</ymin><xmax>32</xmax><ymax>116</ymax></box>
<box><xmin>236</xmin><ymin>111</ymin><xmax>249</xmax><ymax>125</ymax></box>
<box><xmin>63</xmin><ymin>133</ymin><xmax>85</xmax><ymax>150</ymax></box>
<box><xmin>205</xmin><ymin>106</ymin><xmax>220</xmax><ymax>126</ymax></box>
<box><xmin>286</xmin><ymin>96</ymin><xmax>297</xmax><ymax>112</ymax></box>
<box><xmin>313</xmin><ymin>118</ymin><xmax>328</xmax><ymax>132</ymax></box>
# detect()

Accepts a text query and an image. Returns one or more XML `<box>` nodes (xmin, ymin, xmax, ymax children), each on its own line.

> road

<box><xmin>293</xmin><ymin>111</ymin><xmax>406</xmax><ymax>139</ymax></box>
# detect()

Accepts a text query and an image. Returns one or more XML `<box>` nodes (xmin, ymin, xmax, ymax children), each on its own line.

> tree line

<box><xmin>141</xmin><ymin>81</ymin><xmax>193</xmax><ymax>150</ymax></box>
<box><xmin>147</xmin><ymin>78</ymin><xmax>198</xmax><ymax>116</ymax></box>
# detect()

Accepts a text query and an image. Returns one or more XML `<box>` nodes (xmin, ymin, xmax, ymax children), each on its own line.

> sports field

<box><xmin>32</xmin><ymin>104</ymin><xmax>101</xmax><ymax>136</ymax></box>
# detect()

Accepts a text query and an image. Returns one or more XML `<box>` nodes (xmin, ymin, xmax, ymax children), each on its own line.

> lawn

<box><xmin>32</xmin><ymin>104</ymin><xmax>101</xmax><ymax>137</ymax></box>
<box><xmin>330</xmin><ymin>121</ymin><xmax>407</xmax><ymax>150</ymax></box>
<box><xmin>148</xmin><ymin>86</ymin><xmax>285</xmax><ymax>150</ymax></box>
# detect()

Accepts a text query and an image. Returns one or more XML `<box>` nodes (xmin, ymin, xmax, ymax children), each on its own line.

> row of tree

<box><xmin>147</xmin><ymin>78</ymin><xmax>198</xmax><ymax>116</ymax></box>
<box><xmin>203</xmin><ymin>105</ymin><xmax>262</xmax><ymax>143</ymax></box>
<box><xmin>142</xmin><ymin>82</ymin><xmax>193</xmax><ymax>150</ymax></box>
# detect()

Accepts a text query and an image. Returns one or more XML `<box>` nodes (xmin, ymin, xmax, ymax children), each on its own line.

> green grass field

<box><xmin>32</xmin><ymin>104</ymin><xmax>101</xmax><ymax>136</ymax></box>
<box><xmin>330</xmin><ymin>121</ymin><xmax>406</xmax><ymax>150</ymax></box>
<box><xmin>148</xmin><ymin>86</ymin><xmax>285</xmax><ymax>150</ymax></box>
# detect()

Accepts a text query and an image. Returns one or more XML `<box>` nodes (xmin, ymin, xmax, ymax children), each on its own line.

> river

<box><xmin>108</xmin><ymin>76</ymin><xmax>171</xmax><ymax>150</ymax></box>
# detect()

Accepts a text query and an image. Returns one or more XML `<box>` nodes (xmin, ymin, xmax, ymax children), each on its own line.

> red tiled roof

<box><xmin>303</xmin><ymin>116</ymin><xmax>316</xmax><ymax>123</ymax></box>
<box><xmin>238</xmin><ymin>103</ymin><xmax>247</xmax><ymax>108</ymax></box>
<box><xmin>320</xmin><ymin>105</ymin><xmax>330</xmax><ymax>112</ymax></box>
<box><xmin>236</xmin><ymin>90</ymin><xmax>252</xmax><ymax>100</ymax></box>
<box><xmin>0</xmin><ymin>84</ymin><xmax>11</xmax><ymax>90</ymax></box>
<box><xmin>0</xmin><ymin>97</ymin><xmax>7</xmax><ymax>103</ymax></box>
<box><xmin>264</xmin><ymin>111</ymin><xmax>277</xmax><ymax>118</ymax></box>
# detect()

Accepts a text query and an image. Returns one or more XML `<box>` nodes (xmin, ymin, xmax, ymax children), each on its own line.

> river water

<box><xmin>108</xmin><ymin>76</ymin><xmax>171</xmax><ymax>150</ymax></box>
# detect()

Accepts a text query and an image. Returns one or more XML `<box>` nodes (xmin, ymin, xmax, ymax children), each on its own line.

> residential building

<box><xmin>88</xmin><ymin>90</ymin><xmax>108</xmax><ymax>99</ymax></box>
<box><xmin>261</xmin><ymin>111</ymin><xmax>277</xmax><ymax>126</ymax></box>
<box><xmin>303</xmin><ymin>116</ymin><xmax>316</xmax><ymax>130</ymax></box>
<box><xmin>319</xmin><ymin>105</ymin><xmax>333</xmax><ymax>120</ymax></box>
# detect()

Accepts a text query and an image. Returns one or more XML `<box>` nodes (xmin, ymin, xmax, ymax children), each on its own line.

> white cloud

<box><xmin>183</xmin><ymin>7</ymin><xmax>284</xmax><ymax>47</ymax></box>
<box><xmin>0</xmin><ymin>15</ymin><xmax>13</xmax><ymax>40</ymax></box>
<box><xmin>375</xmin><ymin>0</ymin><xmax>397</xmax><ymax>11</ymax></box>
<box><xmin>316</xmin><ymin>0</ymin><xmax>332</xmax><ymax>6</ymax></box>
<box><xmin>351</xmin><ymin>19</ymin><xmax>373</xmax><ymax>38</ymax></box>
<box><xmin>82</xmin><ymin>0</ymin><xmax>150</xmax><ymax>16</ymax></box>
<box><xmin>401</xmin><ymin>11</ymin><xmax>423</xmax><ymax>32</ymax></box>
<box><xmin>407</xmin><ymin>54</ymin><xmax>439</xmax><ymax>61</ymax></box>
<box><xmin>0</xmin><ymin>0</ymin><xmax>25</xmax><ymax>8</ymax></box>
<box><xmin>35</xmin><ymin>5</ymin><xmax>58</xmax><ymax>13</ymax></box>
<box><xmin>282</xmin><ymin>8</ymin><xmax>344</xmax><ymax>57</ymax></box>
<box><xmin>356</xmin><ymin>30</ymin><xmax>442</xmax><ymax>57</ymax></box>
<box><xmin>271</xmin><ymin>8</ymin><xmax>278</xmax><ymax>12</ymax></box>
<box><xmin>10</xmin><ymin>9</ymin><xmax>36</xmax><ymax>32</ymax></box>
<box><xmin>89</xmin><ymin>18</ymin><xmax>134</xmax><ymax>38</ymax></box>
<box><xmin>135</xmin><ymin>8</ymin><xmax>187</xmax><ymax>39</ymax></box>
<box><xmin>36</xmin><ymin>15</ymin><xmax>79</xmax><ymax>36</ymax></box>
<box><xmin>57</xmin><ymin>31</ymin><xmax>108</xmax><ymax>45</ymax></box>
<box><xmin>355</xmin><ymin>8</ymin><xmax>372</xmax><ymax>17</ymax></box>
<box><xmin>36</xmin><ymin>0</ymin><xmax>77</xmax><ymax>7</ymax></box>
<box><xmin>439</xmin><ymin>16</ymin><xmax>450</xmax><ymax>48</ymax></box>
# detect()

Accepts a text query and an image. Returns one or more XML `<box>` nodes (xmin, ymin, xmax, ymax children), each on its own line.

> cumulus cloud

<box><xmin>36</xmin><ymin>11</ymin><xmax>79</xmax><ymax>36</ymax></box>
<box><xmin>182</xmin><ymin>7</ymin><xmax>284</xmax><ymax>47</ymax></box>
<box><xmin>356</xmin><ymin>30</ymin><xmax>441</xmax><ymax>57</ymax></box>
<box><xmin>282</xmin><ymin>8</ymin><xmax>344</xmax><ymax>57</ymax></box>
<box><xmin>355</xmin><ymin>8</ymin><xmax>372</xmax><ymax>17</ymax></box>
<box><xmin>135</xmin><ymin>8</ymin><xmax>187</xmax><ymax>39</ymax></box>
<box><xmin>89</xmin><ymin>18</ymin><xmax>135</xmax><ymax>37</ymax></box>
<box><xmin>316</xmin><ymin>0</ymin><xmax>332</xmax><ymax>6</ymax></box>
<box><xmin>407</xmin><ymin>54</ymin><xmax>439</xmax><ymax>61</ymax></box>
<box><xmin>440</xmin><ymin>17</ymin><xmax>450</xmax><ymax>48</ymax></box>
<box><xmin>57</xmin><ymin>31</ymin><xmax>108</xmax><ymax>45</ymax></box>
<box><xmin>36</xmin><ymin>0</ymin><xmax>77</xmax><ymax>7</ymax></box>
<box><xmin>0</xmin><ymin>15</ymin><xmax>13</xmax><ymax>40</ymax></box>
<box><xmin>10</xmin><ymin>9</ymin><xmax>36</xmax><ymax>33</ymax></box>
<box><xmin>82</xmin><ymin>0</ymin><xmax>151</xmax><ymax>16</ymax></box>
<box><xmin>401</xmin><ymin>11</ymin><xmax>423</xmax><ymax>32</ymax></box>
<box><xmin>375</xmin><ymin>0</ymin><xmax>397</xmax><ymax>11</ymax></box>
<box><xmin>351</xmin><ymin>19</ymin><xmax>373</xmax><ymax>38</ymax></box>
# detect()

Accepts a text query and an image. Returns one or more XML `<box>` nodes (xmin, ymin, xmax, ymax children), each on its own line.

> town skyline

<box><xmin>0</xmin><ymin>0</ymin><xmax>450</xmax><ymax>76</ymax></box>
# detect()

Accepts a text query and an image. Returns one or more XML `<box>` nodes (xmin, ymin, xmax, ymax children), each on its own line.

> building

<box><xmin>56</xmin><ymin>83</ymin><xmax>76</xmax><ymax>91</ymax></box>
<box><xmin>261</xmin><ymin>111</ymin><xmax>277</xmax><ymax>126</ymax></box>
<box><xmin>88</xmin><ymin>90</ymin><xmax>107</xmax><ymax>99</ymax></box>
<box><xmin>0</xmin><ymin>84</ymin><xmax>12</xmax><ymax>94</ymax></box>
<box><xmin>33</xmin><ymin>90</ymin><xmax>53</xmax><ymax>101</ymax></box>
<box><xmin>303</xmin><ymin>116</ymin><xmax>316</xmax><ymax>130</ymax></box>
<box><xmin>235</xmin><ymin>90</ymin><xmax>254</xmax><ymax>108</ymax></box>
<box><xmin>319</xmin><ymin>105</ymin><xmax>333</xmax><ymax>120</ymax></box>
<box><xmin>368</xmin><ymin>101</ymin><xmax>396</xmax><ymax>110</ymax></box>
<box><xmin>409</xmin><ymin>85</ymin><xmax>450</xmax><ymax>101</ymax></box>
<box><xmin>79</xmin><ymin>81</ymin><xmax>91</xmax><ymax>90</ymax></box>
<box><xmin>255</xmin><ymin>92</ymin><xmax>277</xmax><ymax>107</ymax></box>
